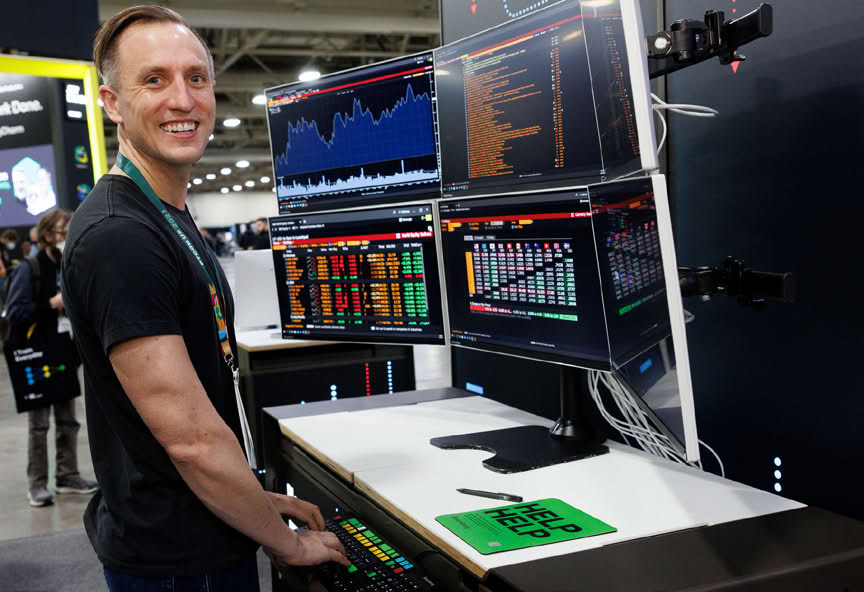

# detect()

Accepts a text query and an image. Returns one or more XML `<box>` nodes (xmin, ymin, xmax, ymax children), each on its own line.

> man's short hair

<box><xmin>256</xmin><ymin>218</ymin><xmax>268</xmax><ymax>226</ymax></box>
<box><xmin>93</xmin><ymin>5</ymin><xmax>215</xmax><ymax>88</ymax></box>
<box><xmin>36</xmin><ymin>209</ymin><xmax>72</xmax><ymax>248</ymax></box>
<box><xmin>1</xmin><ymin>228</ymin><xmax>18</xmax><ymax>242</ymax></box>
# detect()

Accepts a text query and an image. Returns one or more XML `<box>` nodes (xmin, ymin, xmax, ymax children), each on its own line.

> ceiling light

<box><xmin>97</xmin><ymin>98</ymin><xmax>104</xmax><ymax>107</ymax></box>
<box><xmin>221</xmin><ymin>167</ymin><xmax>232</xmax><ymax>175</ymax></box>
<box><xmin>299</xmin><ymin>69</ymin><xmax>321</xmax><ymax>82</ymax></box>
<box><xmin>208</xmin><ymin>134</ymin><xmax>214</xmax><ymax>141</ymax></box>
<box><xmin>192</xmin><ymin>178</ymin><xmax>203</xmax><ymax>185</ymax></box>
<box><xmin>272</xmin><ymin>187</ymin><xmax>276</xmax><ymax>192</ymax></box>
<box><xmin>206</xmin><ymin>173</ymin><xmax>216</xmax><ymax>180</ymax></box>
<box><xmin>220</xmin><ymin>187</ymin><xmax>229</xmax><ymax>194</ymax></box>
<box><xmin>223</xmin><ymin>117</ymin><xmax>241</xmax><ymax>128</ymax></box>
<box><xmin>232</xmin><ymin>184</ymin><xmax>242</xmax><ymax>192</ymax></box>
<box><xmin>187</xmin><ymin>183</ymin><xmax>191</xmax><ymax>189</ymax></box>
<box><xmin>252</xmin><ymin>94</ymin><xmax>267</xmax><ymax>105</ymax></box>
<box><xmin>260</xmin><ymin>176</ymin><xmax>271</xmax><ymax>184</ymax></box>
<box><xmin>245</xmin><ymin>180</ymin><xmax>255</xmax><ymax>187</ymax></box>
<box><xmin>236</xmin><ymin>160</ymin><xmax>250</xmax><ymax>168</ymax></box>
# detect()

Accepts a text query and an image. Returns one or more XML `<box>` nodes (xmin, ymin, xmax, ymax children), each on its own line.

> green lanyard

<box><xmin>116</xmin><ymin>153</ymin><xmax>235</xmax><ymax>372</ymax></box>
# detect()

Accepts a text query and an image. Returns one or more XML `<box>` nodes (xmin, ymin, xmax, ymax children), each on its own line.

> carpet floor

<box><xmin>0</xmin><ymin>528</ymin><xmax>273</xmax><ymax>592</ymax></box>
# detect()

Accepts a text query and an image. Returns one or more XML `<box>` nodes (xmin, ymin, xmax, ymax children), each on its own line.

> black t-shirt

<box><xmin>253</xmin><ymin>231</ymin><xmax>271</xmax><ymax>250</ymax></box>
<box><xmin>61</xmin><ymin>174</ymin><xmax>258</xmax><ymax>575</ymax></box>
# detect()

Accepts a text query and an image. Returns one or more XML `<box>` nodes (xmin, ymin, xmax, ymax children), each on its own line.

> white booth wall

<box><xmin>187</xmin><ymin>190</ymin><xmax>278</xmax><ymax>228</ymax></box>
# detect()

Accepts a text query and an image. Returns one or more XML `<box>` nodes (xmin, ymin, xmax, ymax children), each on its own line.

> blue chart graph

<box><xmin>274</xmin><ymin>83</ymin><xmax>439</xmax><ymax>200</ymax></box>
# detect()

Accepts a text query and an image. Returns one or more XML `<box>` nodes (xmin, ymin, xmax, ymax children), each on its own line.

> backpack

<box><xmin>0</xmin><ymin>256</ymin><xmax>41</xmax><ymax>343</ymax></box>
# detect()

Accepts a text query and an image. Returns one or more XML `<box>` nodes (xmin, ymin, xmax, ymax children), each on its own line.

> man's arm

<box><xmin>109</xmin><ymin>334</ymin><xmax>348</xmax><ymax>567</ymax></box>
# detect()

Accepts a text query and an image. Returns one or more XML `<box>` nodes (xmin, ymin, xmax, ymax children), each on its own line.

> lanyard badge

<box><xmin>116</xmin><ymin>153</ymin><xmax>256</xmax><ymax>468</ymax></box>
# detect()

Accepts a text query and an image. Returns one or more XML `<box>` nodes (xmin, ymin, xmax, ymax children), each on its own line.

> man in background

<box><xmin>252</xmin><ymin>217</ymin><xmax>270</xmax><ymax>250</ymax></box>
<box><xmin>4</xmin><ymin>210</ymin><xmax>98</xmax><ymax>506</ymax></box>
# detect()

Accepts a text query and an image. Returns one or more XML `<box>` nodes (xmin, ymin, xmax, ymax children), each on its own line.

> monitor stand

<box><xmin>430</xmin><ymin>366</ymin><xmax>609</xmax><ymax>473</ymax></box>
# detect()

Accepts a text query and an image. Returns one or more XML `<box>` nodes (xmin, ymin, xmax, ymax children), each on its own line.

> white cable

<box><xmin>653</xmin><ymin>108</ymin><xmax>667</xmax><ymax>153</ymax></box>
<box><xmin>589</xmin><ymin>370</ymin><xmax>693</xmax><ymax>465</ymax></box>
<box><xmin>699</xmin><ymin>439</ymin><xmax>725</xmax><ymax>478</ymax></box>
<box><xmin>589</xmin><ymin>371</ymin><xmax>678</xmax><ymax>458</ymax></box>
<box><xmin>651</xmin><ymin>92</ymin><xmax>719</xmax><ymax>117</ymax></box>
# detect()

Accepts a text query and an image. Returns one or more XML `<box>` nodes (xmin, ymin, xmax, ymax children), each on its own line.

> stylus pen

<box><xmin>457</xmin><ymin>488</ymin><xmax>523</xmax><ymax>503</ymax></box>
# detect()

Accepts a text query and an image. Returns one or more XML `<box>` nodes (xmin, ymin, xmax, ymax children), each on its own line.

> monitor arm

<box><xmin>647</xmin><ymin>3</ymin><xmax>773</xmax><ymax>79</ymax></box>
<box><xmin>679</xmin><ymin>256</ymin><xmax>795</xmax><ymax>310</ymax></box>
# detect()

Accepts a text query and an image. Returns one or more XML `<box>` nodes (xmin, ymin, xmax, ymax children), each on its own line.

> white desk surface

<box><xmin>235</xmin><ymin>329</ymin><xmax>332</xmax><ymax>352</ymax></box>
<box><xmin>278</xmin><ymin>396</ymin><xmax>804</xmax><ymax>579</ymax></box>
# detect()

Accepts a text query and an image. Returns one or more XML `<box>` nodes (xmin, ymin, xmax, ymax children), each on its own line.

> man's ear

<box><xmin>99</xmin><ymin>84</ymin><xmax>122</xmax><ymax>126</ymax></box>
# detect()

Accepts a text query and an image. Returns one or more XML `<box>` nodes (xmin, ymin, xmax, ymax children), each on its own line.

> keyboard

<box><xmin>315</xmin><ymin>515</ymin><xmax>436</xmax><ymax>591</ymax></box>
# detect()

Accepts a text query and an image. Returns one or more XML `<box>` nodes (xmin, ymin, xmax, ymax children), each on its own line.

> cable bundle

<box><xmin>587</xmin><ymin>370</ymin><xmax>724</xmax><ymax>477</ymax></box>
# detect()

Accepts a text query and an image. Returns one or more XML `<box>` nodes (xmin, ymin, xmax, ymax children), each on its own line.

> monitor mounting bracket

<box><xmin>647</xmin><ymin>3</ymin><xmax>773</xmax><ymax>79</ymax></box>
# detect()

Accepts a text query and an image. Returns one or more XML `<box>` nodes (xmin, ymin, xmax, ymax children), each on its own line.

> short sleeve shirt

<box><xmin>61</xmin><ymin>174</ymin><xmax>258</xmax><ymax>575</ymax></box>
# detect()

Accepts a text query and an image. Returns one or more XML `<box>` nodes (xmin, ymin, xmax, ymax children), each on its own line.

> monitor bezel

<box><xmin>268</xmin><ymin>199</ymin><xmax>451</xmax><ymax>347</ymax></box>
<box><xmin>263</xmin><ymin>49</ymin><xmax>443</xmax><ymax>215</ymax></box>
<box><xmin>643</xmin><ymin>173</ymin><xmax>699</xmax><ymax>461</ymax></box>
<box><xmin>434</xmin><ymin>0</ymin><xmax>659</xmax><ymax>199</ymax></box>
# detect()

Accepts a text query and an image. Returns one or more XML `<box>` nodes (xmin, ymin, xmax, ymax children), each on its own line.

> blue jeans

<box><xmin>103</xmin><ymin>555</ymin><xmax>260</xmax><ymax>592</ymax></box>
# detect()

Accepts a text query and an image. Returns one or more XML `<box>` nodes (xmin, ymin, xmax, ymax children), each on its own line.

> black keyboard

<box><xmin>315</xmin><ymin>515</ymin><xmax>435</xmax><ymax>592</ymax></box>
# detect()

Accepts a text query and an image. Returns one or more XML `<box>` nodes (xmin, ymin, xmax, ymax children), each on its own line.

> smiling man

<box><xmin>60</xmin><ymin>6</ymin><xmax>347</xmax><ymax>591</ymax></box>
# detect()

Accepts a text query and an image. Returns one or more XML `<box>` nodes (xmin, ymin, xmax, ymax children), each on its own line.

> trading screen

<box><xmin>440</xmin><ymin>180</ymin><xmax>673</xmax><ymax>369</ymax></box>
<box><xmin>266</xmin><ymin>52</ymin><xmax>441</xmax><ymax>213</ymax></box>
<box><xmin>270</xmin><ymin>204</ymin><xmax>446</xmax><ymax>344</ymax></box>
<box><xmin>439</xmin><ymin>190</ymin><xmax>612</xmax><ymax>368</ymax></box>
<box><xmin>436</xmin><ymin>0</ymin><xmax>643</xmax><ymax>197</ymax></box>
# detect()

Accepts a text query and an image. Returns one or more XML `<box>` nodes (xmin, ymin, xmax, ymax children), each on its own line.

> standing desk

<box><xmin>262</xmin><ymin>388</ymin><xmax>864</xmax><ymax>591</ymax></box>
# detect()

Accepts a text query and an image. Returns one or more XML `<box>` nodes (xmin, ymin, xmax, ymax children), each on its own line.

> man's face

<box><xmin>104</xmin><ymin>22</ymin><xmax>215</xmax><ymax>169</ymax></box>
<box><xmin>45</xmin><ymin>220</ymin><xmax>68</xmax><ymax>248</ymax></box>
<box><xmin>255</xmin><ymin>220</ymin><xmax>267</xmax><ymax>234</ymax></box>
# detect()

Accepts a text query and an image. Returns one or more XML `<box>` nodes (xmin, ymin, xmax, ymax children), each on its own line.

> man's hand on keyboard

<box><xmin>271</xmin><ymin>530</ymin><xmax>350</xmax><ymax>567</ymax></box>
<box><xmin>267</xmin><ymin>492</ymin><xmax>326</xmax><ymax>531</ymax></box>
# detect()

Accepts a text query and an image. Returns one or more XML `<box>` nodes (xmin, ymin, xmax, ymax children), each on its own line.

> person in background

<box><xmin>28</xmin><ymin>227</ymin><xmax>40</xmax><ymax>256</ymax></box>
<box><xmin>4</xmin><ymin>209</ymin><xmax>99</xmax><ymax>507</ymax></box>
<box><xmin>62</xmin><ymin>6</ymin><xmax>347</xmax><ymax>590</ymax></box>
<box><xmin>252</xmin><ymin>217</ymin><xmax>270</xmax><ymax>250</ymax></box>
<box><xmin>199</xmin><ymin>227</ymin><xmax>219</xmax><ymax>254</ymax></box>
<box><xmin>0</xmin><ymin>231</ymin><xmax>10</xmax><ymax>301</ymax></box>
<box><xmin>2</xmin><ymin>229</ymin><xmax>22</xmax><ymax>265</ymax></box>
<box><xmin>0</xmin><ymin>251</ymin><xmax>6</xmax><ymax>305</ymax></box>
<box><xmin>238</xmin><ymin>221</ymin><xmax>256</xmax><ymax>250</ymax></box>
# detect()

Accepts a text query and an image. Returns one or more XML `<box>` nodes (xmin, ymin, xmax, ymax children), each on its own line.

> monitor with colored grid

<box><xmin>269</xmin><ymin>203</ymin><xmax>446</xmax><ymax>345</ymax></box>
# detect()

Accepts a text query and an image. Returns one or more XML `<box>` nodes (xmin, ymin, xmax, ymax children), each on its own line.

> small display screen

<box><xmin>270</xmin><ymin>204</ymin><xmax>446</xmax><ymax>344</ymax></box>
<box><xmin>0</xmin><ymin>144</ymin><xmax>59</xmax><ymax>226</ymax></box>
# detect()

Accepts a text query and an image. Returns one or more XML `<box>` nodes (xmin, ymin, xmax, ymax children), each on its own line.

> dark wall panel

<box><xmin>666</xmin><ymin>0</ymin><xmax>864</xmax><ymax>518</ymax></box>
<box><xmin>2</xmin><ymin>3</ymin><xmax>99</xmax><ymax>61</ymax></box>
<box><xmin>440</xmin><ymin>0</ymin><xmax>659</xmax><ymax>44</ymax></box>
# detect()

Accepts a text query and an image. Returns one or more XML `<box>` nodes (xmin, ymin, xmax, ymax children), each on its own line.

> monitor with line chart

<box><xmin>434</xmin><ymin>0</ymin><xmax>657</xmax><ymax>198</ymax></box>
<box><xmin>269</xmin><ymin>204</ymin><xmax>446</xmax><ymax>345</ymax></box>
<box><xmin>265</xmin><ymin>52</ymin><xmax>441</xmax><ymax>214</ymax></box>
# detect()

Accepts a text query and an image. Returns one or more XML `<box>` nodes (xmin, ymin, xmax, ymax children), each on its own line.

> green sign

<box><xmin>436</xmin><ymin>498</ymin><xmax>615</xmax><ymax>555</ymax></box>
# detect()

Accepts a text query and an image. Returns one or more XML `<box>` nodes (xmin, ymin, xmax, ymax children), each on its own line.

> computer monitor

<box><xmin>435</xmin><ymin>0</ymin><xmax>657</xmax><ymax>198</ymax></box>
<box><xmin>434</xmin><ymin>175</ymin><xmax>699</xmax><ymax>470</ymax></box>
<box><xmin>265</xmin><ymin>51</ymin><xmax>441</xmax><ymax>214</ymax></box>
<box><xmin>269</xmin><ymin>203</ymin><xmax>447</xmax><ymax>345</ymax></box>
